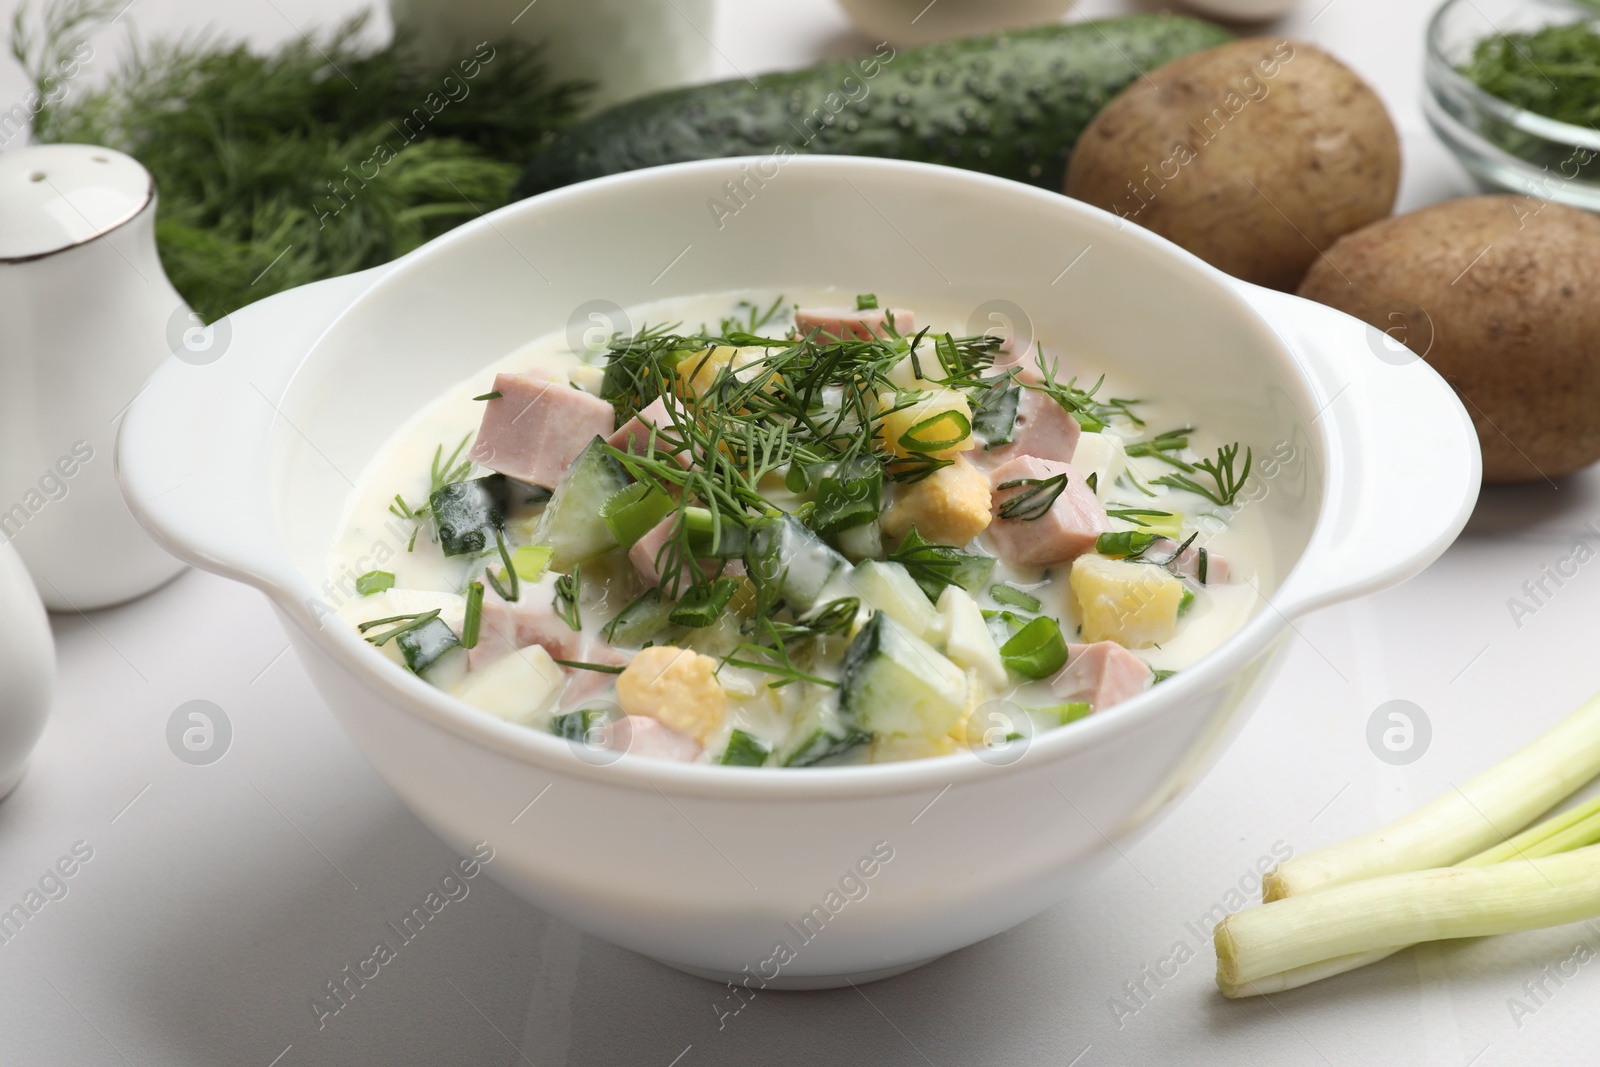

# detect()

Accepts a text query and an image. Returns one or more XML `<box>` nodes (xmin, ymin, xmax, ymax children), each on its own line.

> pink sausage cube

<box><xmin>1151</xmin><ymin>538</ymin><xmax>1229</xmax><ymax>585</ymax></box>
<box><xmin>468</xmin><ymin>368</ymin><xmax>615</xmax><ymax>489</ymax></box>
<box><xmin>468</xmin><ymin>580</ymin><xmax>583</xmax><ymax>670</ymax></box>
<box><xmin>606</xmin><ymin>395</ymin><xmax>692</xmax><ymax>467</ymax></box>
<box><xmin>795</xmin><ymin>306</ymin><xmax>916</xmax><ymax>341</ymax></box>
<box><xmin>986</xmin><ymin>456</ymin><xmax>1110</xmax><ymax>567</ymax></box>
<box><xmin>983</xmin><ymin>387</ymin><xmax>1081</xmax><ymax>466</ymax></box>
<box><xmin>628</xmin><ymin>515</ymin><xmax>745</xmax><ymax>590</ymax></box>
<box><xmin>1050</xmin><ymin>641</ymin><xmax>1153</xmax><ymax>711</ymax></box>
<box><xmin>607</xmin><ymin>715</ymin><xmax>702</xmax><ymax>763</ymax></box>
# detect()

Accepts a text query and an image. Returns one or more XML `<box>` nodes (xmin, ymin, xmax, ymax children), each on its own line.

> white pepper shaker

<box><xmin>0</xmin><ymin>144</ymin><xmax>189</xmax><ymax>611</ymax></box>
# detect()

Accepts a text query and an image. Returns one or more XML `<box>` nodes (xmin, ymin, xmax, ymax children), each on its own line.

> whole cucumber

<box><xmin>513</xmin><ymin>16</ymin><xmax>1231</xmax><ymax>199</ymax></box>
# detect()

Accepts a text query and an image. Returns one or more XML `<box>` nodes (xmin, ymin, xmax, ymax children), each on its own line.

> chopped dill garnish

<box><xmin>1154</xmin><ymin>443</ymin><xmax>1252</xmax><ymax>508</ymax></box>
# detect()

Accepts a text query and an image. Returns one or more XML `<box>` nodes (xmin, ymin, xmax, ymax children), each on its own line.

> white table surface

<box><xmin>5</xmin><ymin>1</ymin><xmax>1594</xmax><ymax>1064</ymax></box>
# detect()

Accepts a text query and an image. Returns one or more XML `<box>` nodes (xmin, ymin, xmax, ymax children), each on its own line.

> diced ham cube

<box><xmin>986</xmin><ymin>456</ymin><xmax>1110</xmax><ymax>567</ymax></box>
<box><xmin>1049</xmin><ymin>641</ymin><xmax>1153</xmax><ymax>711</ymax></box>
<box><xmin>983</xmin><ymin>387</ymin><xmax>1081</xmax><ymax>466</ymax></box>
<box><xmin>605</xmin><ymin>396</ymin><xmax>692</xmax><ymax>467</ymax></box>
<box><xmin>468</xmin><ymin>368</ymin><xmax>616</xmax><ymax>489</ymax></box>
<box><xmin>795</xmin><ymin>306</ymin><xmax>915</xmax><ymax>341</ymax></box>
<box><xmin>628</xmin><ymin>515</ymin><xmax>745</xmax><ymax>590</ymax></box>
<box><xmin>606</xmin><ymin>714</ymin><xmax>702</xmax><ymax>763</ymax></box>
<box><xmin>468</xmin><ymin>579</ymin><xmax>582</xmax><ymax>670</ymax></box>
<box><xmin>1151</xmin><ymin>538</ymin><xmax>1229</xmax><ymax>585</ymax></box>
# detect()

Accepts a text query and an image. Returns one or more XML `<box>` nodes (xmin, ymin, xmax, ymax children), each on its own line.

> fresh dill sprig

<box><xmin>1025</xmin><ymin>349</ymin><xmax>1144</xmax><ymax>432</ymax></box>
<box><xmin>1153</xmin><ymin>443</ymin><xmax>1252</xmax><ymax>507</ymax></box>
<box><xmin>14</xmin><ymin>5</ymin><xmax>587</xmax><ymax>321</ymax></box>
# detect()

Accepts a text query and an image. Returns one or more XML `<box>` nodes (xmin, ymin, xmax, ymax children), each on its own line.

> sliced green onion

<box><xmin>1178</xmin><ymin>588</ymin><xmax>1195</xmax><ymax>616</ymax></box>
<box><xmin>989</xmin><ymin>583</ymin><xmax>1041</xmax><ymax>612</ymax></box>
<box><xmin>1038</xmin><ymin>701</ymin><xmax>1091</xmax><ymax>725</ymax></box>
<box><xmin>1000</xmin><ymin>616</ymin><xmax>1068</xmax><ymax>679</ymax></box>
<box><xmin>395</xmin><ymin>618</ymin><xmax>459</xmax><ymax>673</ymax></box>
<box><xmin>855</xmin><ymin>293</ymin><xmax>879</xmax><ymax>311</ymax></box>
<box><xmin>897</xmin><ymin>408</ymin><xmax>972</xmax><ymax>453</ymax></box>
<box><xmin>1151</xmin><ymin>668</ymin><xmax>1177</xmax><ymax>684</ymax></box>
<box><xmin>669</xmin><ymin>577</ymin><xmax>739</xmax><ymax>628</ymax></box>
<box><xmin>473</xmin><ymin>390</ymin><xmax>503</xmax><ymax>401</ymax></box>
<box><xmin>601</xmin><ymin>482</ymin><xmax>675</xmax><ymax>549</ymax></box>
<box><xmin>461</xmin><ymin>581</ymin><xmax>484</xmax><ymax>649</ymax></box>
<box><xmin>683</xmin><ymin>507</ymin><xmax>748</xmax><ymax>558</ymax></box>
<box><xmin>1096</xmin><ymin>531</ymin><xmax>1159</xmax><ymax>559</ymax></box>
<box><xmin>355</xmin><ymin>570</ymin><xmax>394</xmax><ymax>596</ymax></box>
<box><xmin>511</xmin><ymin>544</ymin><xmax>553</xmax><ymax>583</ymax></box>
<box><xmin>721</xmin><ymin>728</ymin><xmax>771</xmax><ymax>766</ymax></box>
<box><xmin>812</xmin><ymin>456</ymin><xmax>883</xmax><ymax>535</ymax></box>
<box><xmin>550</xmin><ymin>709</ymin><xmax>606</xmax><ymax>742</ymax></box>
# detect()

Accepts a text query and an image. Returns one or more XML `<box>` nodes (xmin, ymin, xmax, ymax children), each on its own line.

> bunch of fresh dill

<box><xmin>13</xmin><ymin>0</ymin><xmax>586</xmax><ymax>321</ymax></box>
<box><xmin>1461</xmin><ymin>19</ymin><xmax>1600</xmax><ymax>130</ymax></box>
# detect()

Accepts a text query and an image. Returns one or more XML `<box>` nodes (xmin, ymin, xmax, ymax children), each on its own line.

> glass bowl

<box><xmin>1426</xmin><ymin>0</ymin><xmax>1600</xmax><ymax>210</ymax></box>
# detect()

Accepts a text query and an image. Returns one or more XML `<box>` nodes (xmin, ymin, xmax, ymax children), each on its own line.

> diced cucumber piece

<box><xmin>602</xmin><ymin>589</ymin><xmax>677</xmax><ymax>646</ymax></box>
<box><xmin>397</xmin><ymin>617</ymin><xmax>461</xmax><ymax>674</ymax></box>
<box><xmin>721</xmin><ymin>729</ymin><xmax>771</xmax><ymax>766</ymax></box>
<box><xmin>746</xmin><ymin>514</ymin><xmax>849</xmax><ymax>612</ymax></box>
<box><xmin>834</xmin><ymin>520</ymin><xmax>883</xmax><ymax>562</ymax></box>
<box><xmin>783</xmin><ymin>726</ymin><xmax>870</xmax><ymax>767</ymax></box>
<box><xmin>812</xmin><ymin>455</ymin><xmax>882</xmax><ymax>534</ymax></box>
<box><xmin>601</xmin><ymin>482</ymin><xmax>674</xmax><ymax>548</ymax></box>
<box><xmin>551</xmin><ymin>708</ymin><xmax>608</xmax><ymax>743</ymax></box>
<box><xmin>533</xmin><ymin>437</ymin><xmax>631</xmax><ymax>571</ymax></box>
<box><xmin>938</xmin><ymin>586</ymin><xmax>1007</xmax><ymax>690</ymax></box>
<box><xmin>849</xmin><ymin>560</ymin><xmax>939</xmax><ymax>640</ymax></box>
<box><xmin>669</xmin><ymin>576</ymin><xmax>739</xmax><ymax>628</ymax></box>
<box><xmin>838</xmin><ymin>613</ymin><xmax>968</xmax><ymax>740</ymax></box>
<box><xmin>430</xmin><ymin>477</ymin><xmax>507</xmax><ymax>556</ymax></box>
<box><xmin>456</xmin><ymin>645</ymin><xmax>565</xmax><ymax>724</ymax></box>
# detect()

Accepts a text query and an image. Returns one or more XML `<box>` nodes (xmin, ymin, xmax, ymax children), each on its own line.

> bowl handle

<box><xmin>1236</xmin><ymin>283</ymin><xmax>1481</xmax><ymax>617</ymax></box>
<box><xmin>116</xmin><ymin>268</ymin><xmax>386</xmax><ymax>597</ymax></box>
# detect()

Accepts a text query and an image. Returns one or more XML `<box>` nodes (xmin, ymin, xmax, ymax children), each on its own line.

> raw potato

<box><xmin>1299</xmin><ymin>196</ymin><xmax>1600</xmax><ymax>483</ymax></box>
<box><xmin>1065</xmin><ymin>39</ymin><xmax>1399</xmax><ymax>290</ymax></box>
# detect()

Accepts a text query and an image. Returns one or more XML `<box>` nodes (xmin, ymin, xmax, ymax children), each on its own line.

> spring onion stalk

<box><xmin>1217</xmin><ymin>845</ymin><xmax>1600</xmax><ymax>998</ymax></box>
<box><xmin>1263</xmin><ymin>692</ymin><xmax>1600</xmax><ymax>901</ymax></box>
<box><xmin>1217</xmin><ymin>792</ymin><xmax>1600</xmax><ymax>995</ymax></box>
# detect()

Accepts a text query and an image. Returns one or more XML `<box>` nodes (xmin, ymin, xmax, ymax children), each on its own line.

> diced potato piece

<box><xmin>616</xmin><ymin>645</ymin><xmax>728</xmax><ymax>743</ymax></box>
<box><xmin>1069</xmin><ymin>432</ymin><xmax>1127</xmax><ymax>501</ymax></box>
<box><xmin>880</xmin><ymin>387</ymin><xmax>976</xmax><ymax>459</ymax></box>
<box><xmin>883</xmin><ymin>456</ymin><xmax>991</xmax><ymax>547</ymax></box>
<box><xmin>675</xmin><ymin>346</ymin><xmax>768</xmax><ymax>398</ymax></box>
<box><xmin>884</xmin><ymin>347</ymin><xmax>938</xmax><ymax>391</ymax></box>
<box><xmin>848</xmin><ymin>560</ymin><xmax>939</xmax><ymax>640</ymax></box>
<box><xmin>871</xmin><ymin>734</ymin><xmax>958</xmax><ymax>762</ymax></box>
<box><xmin>1070</xmin><ymin>554</ymin><xmax>1185</xmax><ymax>649</ymax></box>
<box><xmin>568</xmin><ymin>363</ymin><xmax>605</xmax><ymax>396</ymax></box>
<box><xmin>937</xmin><ymin>586</ymin><xmax>1007</xmax><ymax>690</ymax></box>
<box><xmin>454</xmin><ymin>646</ymin><xmax>566</xmax><ymax>724</ymax></box>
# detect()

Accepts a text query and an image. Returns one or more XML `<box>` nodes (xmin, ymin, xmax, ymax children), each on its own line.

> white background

<box><xmin>4</xmin><ymin>0</ymin><xmax>1597</xmax><ymax>1064</ymax></box>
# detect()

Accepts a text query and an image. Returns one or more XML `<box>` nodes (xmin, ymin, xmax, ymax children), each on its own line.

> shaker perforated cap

<box><xmin>0</xmin><ymin>144</ymin><xmax>153</xmax><ymax>262</ymax></box>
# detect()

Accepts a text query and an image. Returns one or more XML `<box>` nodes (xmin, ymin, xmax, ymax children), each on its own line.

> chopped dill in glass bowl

<box><xmin>1426</xmin><ymin>0</ymin><xmax>1600</xmax><ymax>210</ymax></box>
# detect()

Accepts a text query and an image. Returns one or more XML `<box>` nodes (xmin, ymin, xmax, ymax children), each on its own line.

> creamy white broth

<box><xmin>328</xmin><ymin>290</ymin><xmax>1273</xmax><ymax>765</ymax></box>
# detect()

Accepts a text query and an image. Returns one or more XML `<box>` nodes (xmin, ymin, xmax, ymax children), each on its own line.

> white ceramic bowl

<box><xmin>116</xmin><ymin>157</ymin><xmax>1479</xmax><ymax>988</ymax></box>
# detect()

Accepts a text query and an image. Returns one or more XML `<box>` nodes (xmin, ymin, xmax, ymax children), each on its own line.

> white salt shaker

<box><xmin>0</xmin><ymin>144</ymin><xmax>189</xmax><ymax>611</ymax></box>
<box><xmin>0</xmin><ymin>538</ymin><xmax>53</xmax><ymax>798</ymax></box>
